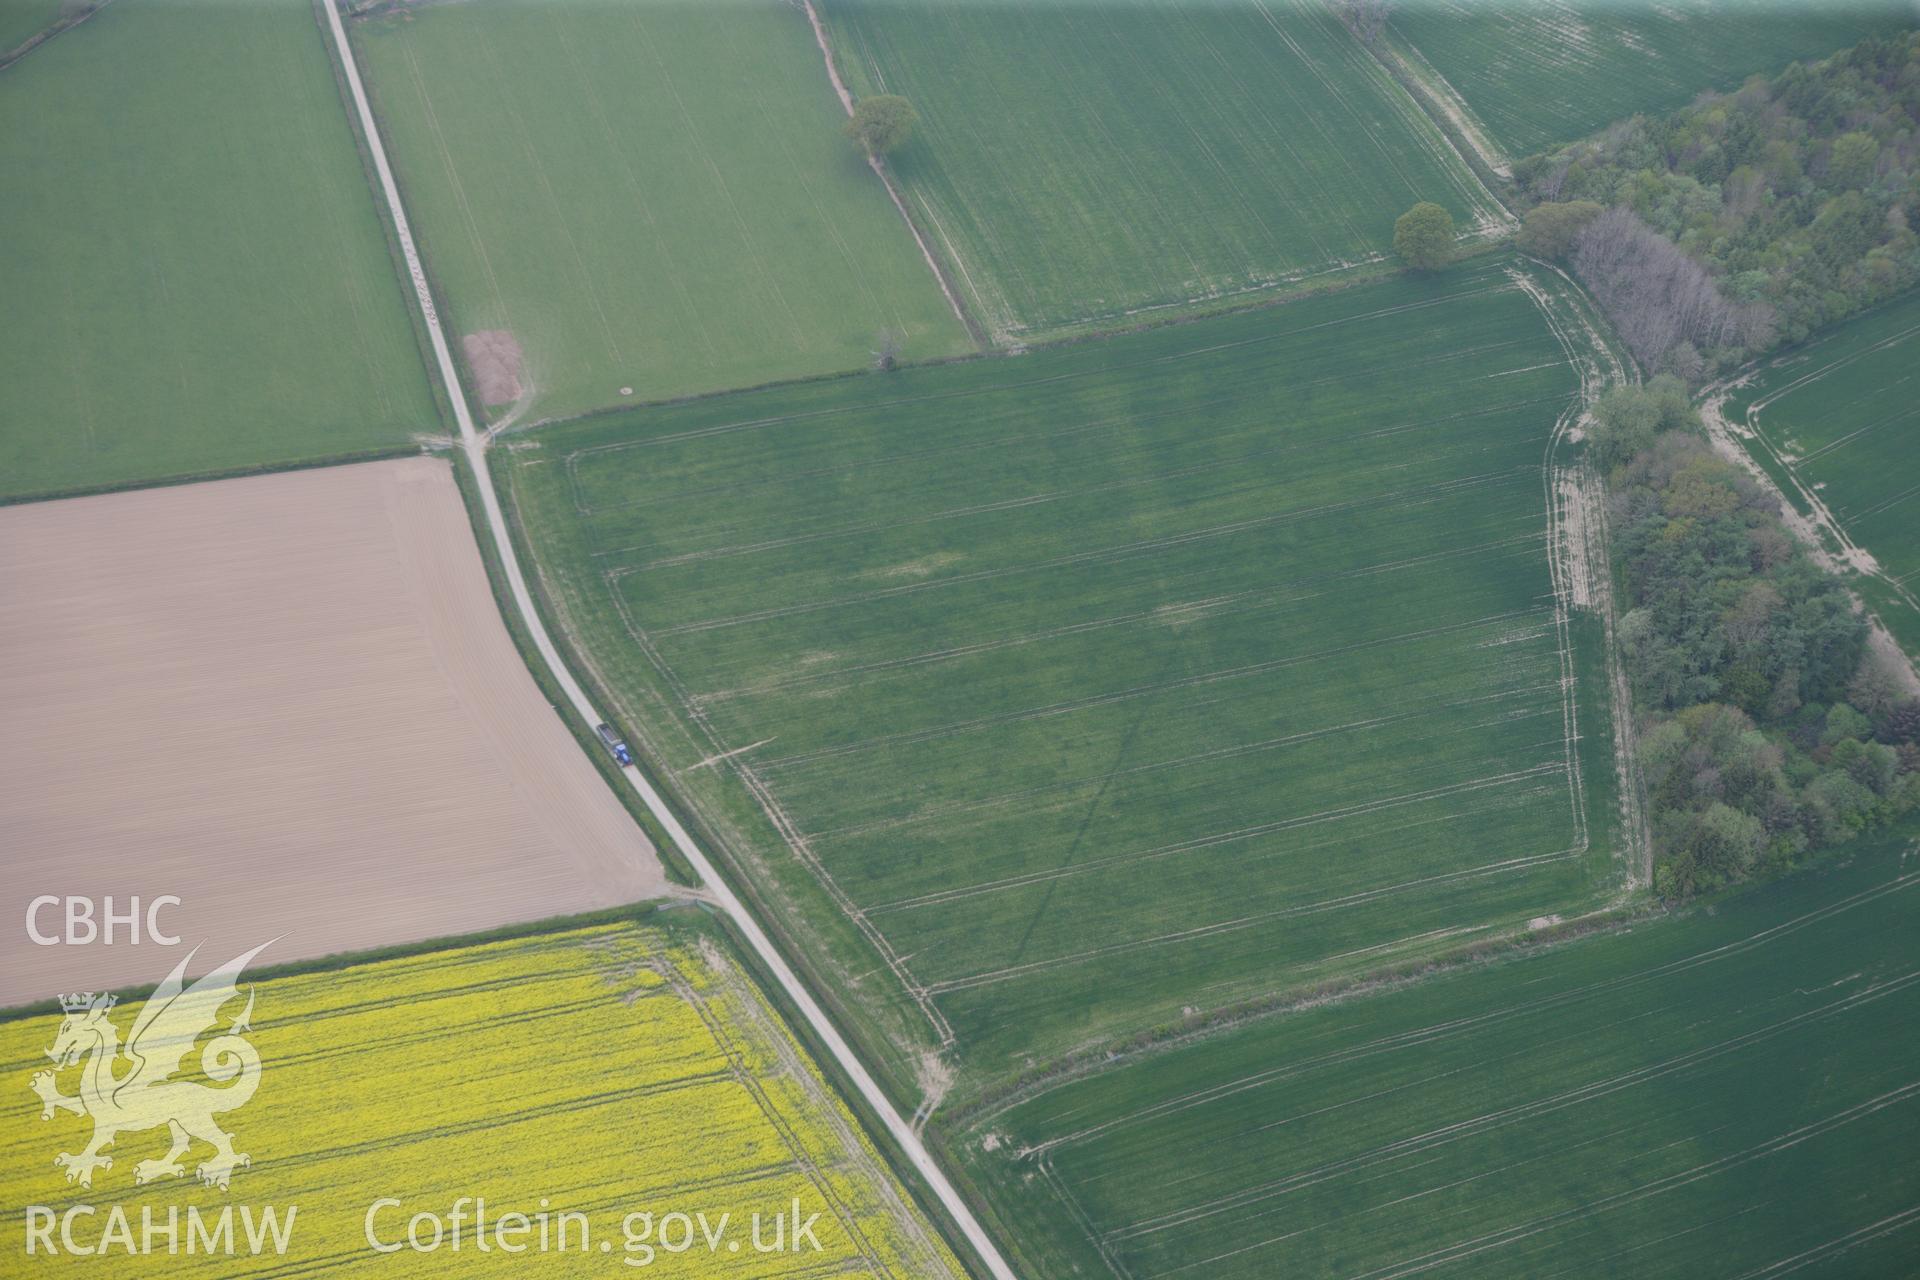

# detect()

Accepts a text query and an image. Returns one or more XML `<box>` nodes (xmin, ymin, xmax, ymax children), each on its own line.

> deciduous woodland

<box><xmin>1518</xmin><ymin>33</ymin><xmax>1920</xmax><ymax>372</ymax></box>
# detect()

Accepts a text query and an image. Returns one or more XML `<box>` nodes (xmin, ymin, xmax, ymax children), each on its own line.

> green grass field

<box><xmin>501</xmin><ymin>257</ymin><xmax>1615</xmax><ymax>1088</ymax></box>
<box><xmin>0</xmin><ymin>0</ymin><xmax>437</xmax><ymax>501</ymax></box>
<box><xmin>967</xmin><ymin>816</ymin><xmax>1920</xmax><ymax>1279</ymax></box>
<box><xmin>1719</xmin><ymin>290</ymin><xmax>1920</xmax><ymax>659</ymax></box>
<box><xmin>1387</xmin><ymin>0</ymin><xmax>1915</xmax><ymax>161</ymax></box>
<box><xmin>819</xmin><ymin>0</ymin><xmax>1506</xmax><ymax>343</ymax></box>
<box><xmin>349</xmin><ymin>0</ymin><xmax>971</xmax><ymax>426</ymax></box>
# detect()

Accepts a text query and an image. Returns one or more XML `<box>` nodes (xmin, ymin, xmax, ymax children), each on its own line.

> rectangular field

<box><xmin>502</xmin><ymin>258</ymin><xmax>1613</xmax><ymax>1081</ymax></box>
<box><xmin>0</xmin><ymin>0</ymin><xmax>437</xmax><ymax>501</ymax></box>
<box><xmin>349</xmin><ymin>0</ymin><xmax>971</xmax><ymax>425</ymax></box>
<box><xmin>0</xmin><ymin>458</ymin><xmax>665</xmax><ymax>1009</ymax></box>
<box><xmin>1717</xmin><ymin>291</ymin><xmax>1920</xmax><ymax>660</ymax></box>
<box><xmin>0</xmin><ymin>917</ymin><xmax>970</xmax><ymax>1278</ymax></box>
<box><xmin>819</xmin><ymin>0</ymin><xmax>1506</xmax><ymax>342</ymax></box>
<box><xmin>969</xmin><ymin>817</ymin><xmax>1920</xmax><ymax>1279</ymax></box>
<box><xmin>1386</xmin><ymin>0</ymin><xmax>1915</xmax><ymax>161</ymax></box>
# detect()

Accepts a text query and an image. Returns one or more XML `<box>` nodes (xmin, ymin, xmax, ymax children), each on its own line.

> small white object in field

<box><xmin>619</xmin><ymin>386</ymin><xmax>634</xmax><ymax>397</ymax></box>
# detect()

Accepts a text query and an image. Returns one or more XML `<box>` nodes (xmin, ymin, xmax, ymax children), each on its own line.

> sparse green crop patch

<box><xmin>1718</xmin><ymin>291</ymin><xmax>1920</xmax><ymax>658</ymax></box>
<box><xmin>818</xmin><ymin>0</ymin><xmax>1505</xmax><ymax>342</ymax></box>
<box><xmin>348</xmin><ymin>0</ymin><xmax>970</xmax><ymax>426</ymax></box>
<box><xmin>502</xmin><ymin>258</ymin><xmax>1614</xmax><ymax>1089</ymax></box>
<box><xmin>0</xmin><ymin>0</ymin><xmax>438</xmax><ymax>501</ymax></box>
<box><xmin>968</xmin><ymin>817</ymin><xmax>1920</xmax><ymax>1279</ymax></box>
<box><xmin>1386</xmin><ymin>0</ymin><xmax>1914</xmax><ymax>160</ymax></box>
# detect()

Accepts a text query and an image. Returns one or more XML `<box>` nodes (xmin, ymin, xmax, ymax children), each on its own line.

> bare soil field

<box><xmin>0</xmin><ymin>457</ymin><xmax>665</xmax><ymax>1009</ymax></box>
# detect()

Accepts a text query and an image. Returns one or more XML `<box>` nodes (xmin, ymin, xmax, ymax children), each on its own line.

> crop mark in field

<box><xmin>688</xmin><ymin>531</ymin><xmax>1548</xmax><ymax>707</ymax></box>
<box><xmin>556</xmin><ymin>279</ymin><xmax>1515</xmax><ymax>470</ymax></box>
<box><xmin>530</xmin><ymin>266</ymin><xmax>1595</xmax><ymax>1105</ymax></box>
<box><xmin>1001</xmin><ymin>650</ymin><xmax>1176</xmax><ymax>969</ymax></box>
<box><xmin>821</xmin><ymin>681</ymin><xmax>1559</xmax><ymax>848</ymax></box>
<box><xmin>576</xmin><ymin>377</ymin><xmax>1559</xmax><ymax>547</ymax></box>
<box><xmin>752</xmin><ymin>607</ymin><xmax>1542</xmax><ymax>775</ymax></box>
<box><xmin>615</xmin><ymin>393</ymin><xmax>1542</xmax><ymax>572</ymax></box>
<box><xmin>1102</xmin><ymin>974</ymin><xmax>1920</xmax><ymax>1248</ymax></box>
<box><xmin>926</xmin><ymin>818</ymin><xmax>1575</xmax><ymax>994</ymax></box>
<box><xmin>1018</xmin><ymin>864</ymin><xmax>1920</xmax><ymax>1159</ymax></box>
<box><xmin>598</xmin><ymin>568</ymin><xmax>957</xmax><ymax>1049</ymax></box>
<box><xmin>645</xmin><ymin>468</ymin><xmax>1532</xmax><ymax>639</ymax></box>
<box><xmin>874</xmin><ymin>778</ymin><xmax>1570</xmax><ymax>922</ymax></box>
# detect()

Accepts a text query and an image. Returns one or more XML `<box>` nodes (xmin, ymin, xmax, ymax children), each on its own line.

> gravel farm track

<box><xmin>318</xmin><ymin>4</ymin><xmax>1020</xmax><ymax>1276</ymax></box>
<box><xmin>0</xmin><ymin>458</ymin><xmax>666</xmax><ymax>1008</ymax></box>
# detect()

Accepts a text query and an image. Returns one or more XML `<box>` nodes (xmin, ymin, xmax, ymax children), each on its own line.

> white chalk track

<box><xmin>317</xmin><ymin>4</ymin><xmax>1019</xmax><ymax>1277</ymax></box>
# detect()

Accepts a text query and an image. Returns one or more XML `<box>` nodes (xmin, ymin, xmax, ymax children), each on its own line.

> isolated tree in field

<box><xmin>844</xmin><ymin>94</ymin><xmax>917</xmax><ymax>160</ymax></box>
<box><xmin>1392</xmin><ymin>202</ymin><xmax>1454</xmax><ymax>271</ymax></box>
<box><xmin>870</xmin><ymin>327</ymin><xmax>905</xmax><ymax>371</ymax></box>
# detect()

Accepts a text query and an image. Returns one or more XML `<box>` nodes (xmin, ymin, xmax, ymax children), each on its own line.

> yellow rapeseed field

<box><xmin>0</xmin><ymin>918</ymin><xmax>967</xmax><ymax>1277</ymax></box>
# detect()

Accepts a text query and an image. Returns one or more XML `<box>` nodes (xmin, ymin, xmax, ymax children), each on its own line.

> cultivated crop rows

<box><xmin>504</xmin><ymin>259</ymin><xmax>1614</xmax><ymax>1076</ymax></box>
<box><xmin>972</xmin><ymin>819</ymin><xmax>1920</xmax><ymax>1279</ymax></box>
<box><xmin>0</xmin><ymin>0</ymin><xmax>435</xmax><ymax>500</ymax></box>
<box><xmin>346</xmin><ymin>0</ymin><xmax>970</xmax><ymax>425</ymax></box>
<box><xmin>1385</xmin><ymin>0</ymin><xmax>1914</xmax><ymax>159</ymax></box>
<box><xmin>818</xmin><ymin>0</ymin><xmax>1505</xmax><ymax>341</ymax></box>
<box><xmin>1715</xmin><ymin>293</ymin><xmax>1920</xmax><ymax>659</ymax></box>
<box><xmin>0</xmin><ymin>922</ymin><xmax>968</xmax><ymax>1279</ymax></box>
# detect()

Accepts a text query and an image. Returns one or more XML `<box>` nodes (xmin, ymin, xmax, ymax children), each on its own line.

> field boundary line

<box><xmin>1334</xmin><ymin>4</ymin><xmax>1514</xmax><ymax>238</ymax></box>
<box><xmin>1370</xmin><ymin>17</ymin><xmax>1512</xmax><ymax>182</ymax></box>
<box><xmin>596</xmin><ymin>564</ymin><xmax>957</xmax><ymax>1052</ymax></box>
<box><xmin>1507</xmin><ymin>259</ymin><xmax>1650</xmax><ymax>885</ymax></box>
<box><xmin>646</xmin><ymin>953</ymin><xmax>890</xmax><ymax>1277</ymax></box>
<box><xmin>1707</xmin><ymin>342</ymin><xmax>1920</xmax><ymax>619</ymax></box>
<box><xmin>556</xmin><ymin>278</ymin><xmax>1507</xmax><ymax>466</ymax></box>
<box><xmin>1007</xmin><ymin>863</ymin><xmax>1920</xmax><ymax>1151</ymax></box>
<box><xmin>314</xmin><ymin>4</ymin><xmax>1017</xmax><ymax>1276</ymax></box>
<box><xmin>798</xmin><ymin>0</ymin><xmax>987</xmax><ymax>349</ymax></box>
<box><xmin>0</xmin><ymin>0</ymin><xmax>115</xmax><ymax>73</ymax></box>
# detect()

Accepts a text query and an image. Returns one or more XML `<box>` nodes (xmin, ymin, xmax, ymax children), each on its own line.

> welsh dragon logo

<box><xmin>30</xmin><ymin>942</ymin><xmax>270</xmax><ymax>1191</ymax></box>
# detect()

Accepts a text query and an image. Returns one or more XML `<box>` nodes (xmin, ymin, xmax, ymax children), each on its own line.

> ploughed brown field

<box><xmin>0</xmin><ymin>457</ymin><xmax>666</xmax><ymax>1007</ymax></box>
